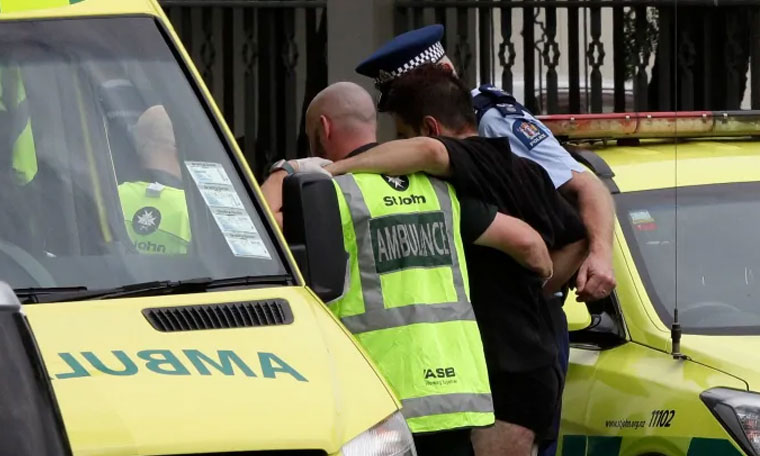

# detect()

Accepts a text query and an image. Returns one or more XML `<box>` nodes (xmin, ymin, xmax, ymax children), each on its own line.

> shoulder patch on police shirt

<box><xmin>512</xmin><ymin>119</ymin><xmax>549</xmax><ymax>150</ymax></box>
<box><xmin>370</xmin><ymin>212</ymin><xmax>452</xmax><ymax>274</ymax></box>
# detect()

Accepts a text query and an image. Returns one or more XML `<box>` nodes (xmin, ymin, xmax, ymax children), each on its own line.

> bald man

<box><xmin>261</xmin><ymin>82</ymin><xmax>585</xmax><ymax>456</ymax></box>
<box><xmin>261</xmin><ymin>82</ymin><xmax>377</xmax><ymax>226</ymax></box>
<box><xmin>118</xmin><ymin>105</ymin><xmax>191</xmax><ymax>254</ymax></box>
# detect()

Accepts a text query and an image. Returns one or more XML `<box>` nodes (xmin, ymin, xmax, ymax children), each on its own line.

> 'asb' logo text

<box><xmin>424</xmin><ymin>367</ymin><xmax>456</xmax><ymax>379</ymax></box>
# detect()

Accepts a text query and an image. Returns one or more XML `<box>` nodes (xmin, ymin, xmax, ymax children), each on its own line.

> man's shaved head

<box><xmin>306</xmin><ymin>82</ymin><xmax>377</xmax><ymax>161</ymax></box>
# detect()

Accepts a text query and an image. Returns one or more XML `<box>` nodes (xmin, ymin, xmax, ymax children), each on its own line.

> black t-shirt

<box><xmin>460</xmin><ymin>197</ymin><xmax>497</xmax><ymax>244</ymax></box>
<box><xmin>437</xmin><ymin>136</ymin><xmax>586</xmax><ymax>372</ymax></box>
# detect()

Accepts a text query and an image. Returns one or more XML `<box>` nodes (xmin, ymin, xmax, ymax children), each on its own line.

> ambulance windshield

<box><xmin>0</xmin><ymin>17</ymin><xmax>291</xmax><ymax>296</ymax></box>
<box><xmin>617</xmin><ymin>182</ymin><xmax>760</xmax><ymax>334</ymax></box>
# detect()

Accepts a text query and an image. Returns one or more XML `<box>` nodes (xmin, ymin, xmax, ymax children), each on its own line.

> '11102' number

<box><xmin>650</xmin><ymin>409</ymin><xmax>675</xmax><ymax>428</ymax></box>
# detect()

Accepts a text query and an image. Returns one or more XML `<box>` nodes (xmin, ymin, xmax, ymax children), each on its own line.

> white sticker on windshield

<box><xmin>185</xmin><ymin>161</ymin><xmax>272</xmax><ymax>259</ymax></box>
<box><xmin>196</xmin><ymin>183</ymin><xmax>244</xmax><ymax>209</ymax></box>
<box><xmin>224</xmin><ymin>232</ymin><xmax>271</xmax><ymax>258</ymax></box>
<box><xmin>185</xmin><ymin>160</ymin><xmax>233</xmax><ymax>186</ymax></box>
<box><xmin>212</xmin><ymin>207</ymin><xmax>257</xmax><ymax>233</ymax></box>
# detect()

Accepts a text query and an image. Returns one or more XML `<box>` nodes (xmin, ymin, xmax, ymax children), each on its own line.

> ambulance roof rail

<box><xmin>536</xmin><ymin>111</ymin><xmax>760</xmax><ymax>140</ymax></box>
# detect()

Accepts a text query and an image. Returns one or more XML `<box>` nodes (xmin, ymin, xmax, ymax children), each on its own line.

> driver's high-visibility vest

<box><xmin>0</xmin><ymin>65</ymin><xmax>37</xmax><ymax>186</ymax></box>
<box><xmin>0</xmin><ymin>0</ymin><xmax>81</xmax><ymax>183</ymax></box>
<box><xmin>330</xmin><ymin>172</ymin><xmax>494</xmax><ymax>433</ymax></box>
<box><xmin>118</xmin><ymin>181</ymin><xmax>191</xmax><ymax>255</ymax></box>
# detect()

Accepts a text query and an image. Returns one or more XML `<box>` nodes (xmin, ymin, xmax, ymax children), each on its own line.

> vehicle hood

<box><xmin>683</xmin><ymin>334</ymin><xmax>760</xmax><ymax>391</ymax></box>
<box><xmin>25</xmin><ymin>287</ymin><xmax>398</xmax><ymax>455</ymax></box>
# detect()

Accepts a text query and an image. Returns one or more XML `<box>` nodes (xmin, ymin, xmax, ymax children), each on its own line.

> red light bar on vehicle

<box><xmin>536</xmin><ymin>111</ymin><xmax>760</xmax><ymax>140</ymax></box>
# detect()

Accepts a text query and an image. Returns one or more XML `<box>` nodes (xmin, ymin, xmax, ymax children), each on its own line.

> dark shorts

<box><xmin>413</xmin><ymin>429</ymin><xmax>474</xmax><ymax>456</ymax></box>
<box><xmin>490</xmin><ymin>363</ymin><xmax>562</xmax><ymax>439</ymax></box>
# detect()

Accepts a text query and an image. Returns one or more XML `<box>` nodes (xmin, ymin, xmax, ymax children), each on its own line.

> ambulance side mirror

<box><xmin>282</xmin><ymin>173</ymin><xmax>347</xmax><ymax>303</ymax></box>
<box><xmin>564</xmin><ymin>297</ymin><xmax>593</xmax><ymax>332</ymax></box>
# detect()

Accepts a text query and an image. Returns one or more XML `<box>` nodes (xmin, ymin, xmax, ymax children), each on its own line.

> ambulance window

<box><xmin>0</xmin><ymin>17</ymin><xmax>291</xmax><ymax>294</ymax></box>
<box><xmin>617</xmin><ymin>182</ymin><xmax>760</xmax><ymax>334</ymax></box>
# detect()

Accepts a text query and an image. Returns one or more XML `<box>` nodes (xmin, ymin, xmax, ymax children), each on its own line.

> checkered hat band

<box><xmin>374</xmin><ymin>41</ymin><xmax>445</xmax><ymax>85</ymax></box>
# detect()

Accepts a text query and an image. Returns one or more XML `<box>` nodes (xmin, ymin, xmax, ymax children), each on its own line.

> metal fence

<box><xmin>395</xmin><ymin>0</ymin><xmax>760</xmax><ymax>115</ymax></box>
<box><xmin>157</xmin><ymin>0</ymin><xmax>760</xmax><ymax>172</ymax></box>
<box><xmin>159</xmin><ymin>0</ymin><xmax>327</xmax><ymax>179</ymax></box>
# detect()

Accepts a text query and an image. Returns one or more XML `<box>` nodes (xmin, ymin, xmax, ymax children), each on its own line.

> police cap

<box><xmin>356</xmin><ymin>24</ymin><xmax>445</xmax><ymax>108</ymax></box>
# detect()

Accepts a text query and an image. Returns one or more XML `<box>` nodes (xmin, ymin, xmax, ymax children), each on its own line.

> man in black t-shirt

<box><xmin>327</xmin><ymin>66</ymin><xmax>588</xmax><ymax>455</ymax></box>
<box><xmin>264</xmin><ymin>81</ymin><xmax>569</xmax><ymax>455</ymax></box>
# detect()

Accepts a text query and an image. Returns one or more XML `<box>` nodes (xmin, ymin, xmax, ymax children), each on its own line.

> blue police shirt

<box><xmin>472</xmin><ymin>88</ymin><xmax>585</xmax><ymax>189</ymax></box>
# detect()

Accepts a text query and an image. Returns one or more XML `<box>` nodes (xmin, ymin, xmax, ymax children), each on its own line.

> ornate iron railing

<box><xmin>159</xmin><ymin>0</ymin><xmax>327</xmax><ymax>179</ymax></box>
<box><xmin>396</xmin><ymin>0</ymin><xmax>760</xmax><ymax>115</ymax></box>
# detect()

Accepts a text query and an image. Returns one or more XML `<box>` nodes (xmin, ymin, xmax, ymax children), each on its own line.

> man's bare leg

<box><xmin>471</xmin><ymin>420</ymin><xmax>534</xmax><ymax>456</ymax></box>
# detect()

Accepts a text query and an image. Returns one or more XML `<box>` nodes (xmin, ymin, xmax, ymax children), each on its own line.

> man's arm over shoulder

<box><xmin>326</xmin><ymin>137</ymin><xmax>451</xmax><ymax>177</ymax></box>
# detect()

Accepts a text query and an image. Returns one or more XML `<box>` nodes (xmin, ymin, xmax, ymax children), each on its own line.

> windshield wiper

<box><xmin>16</xmin><ymin>286</ymin><xmax>88</xmax><ymax>304</ymax></box>
<box><xmin>22</xmin><ymin>275</ymin><xmax>294</xmax><ymax>304</ymax></box>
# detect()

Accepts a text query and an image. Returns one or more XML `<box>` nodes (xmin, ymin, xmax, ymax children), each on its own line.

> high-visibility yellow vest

<box><xmin>0</xmin><ymin>65</ymin><xmax>37</xmax><ymax>186</ymax></box>
<box><xmin>330</xmin><ymin>172</ymin><xmax>494</xmax><ymax>433</ymax></box>
<box><xmin>118</xmin><ymin>181</ymin><xmax>191</xmax><ymax>255</ymax></box>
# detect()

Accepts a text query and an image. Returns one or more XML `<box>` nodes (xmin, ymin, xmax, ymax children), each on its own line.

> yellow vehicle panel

<box><xmin>560</xmin><ymin>342</ymin><xmax>746</xmax><ymax>456</ymax></box>
<box><xmin>26</xmin><ymin>287</ymin><xmax>398</xmax><ymax>455</ymax></box>
<box><xmin>0</xmin><ymin>0</ymin><xmax>156</xmax><ymax>17</ymax></box>
<box><xmin>588</xmin><ymin>139</ymin><xmax>760</xmax><ymax>192</ymax></box>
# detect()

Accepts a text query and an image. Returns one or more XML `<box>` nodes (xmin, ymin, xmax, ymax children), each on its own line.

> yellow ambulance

<box><xmin>541</xmin><ymin>112</ymin><xmax>760</xmax><ymax>456</ymax></box>
<box><xmin>0</xmin><ymin>1</ymin><xmax>413</xmax><ymax>455</ymax></box>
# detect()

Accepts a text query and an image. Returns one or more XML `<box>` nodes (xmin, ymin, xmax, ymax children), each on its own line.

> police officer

<box><xmin>355</xmin><ymin>26</ymin><xmax>616</xmax><ymax>456</ymax></box>
<box><xmin>261</xmin><ymin>82</ymin><xmax>561</xmax><ymax>455</ymax></box>
<box><xmin>118</xmin><ymin>105</ymin><xmax>190</xmax><ymax>255</ymax></box>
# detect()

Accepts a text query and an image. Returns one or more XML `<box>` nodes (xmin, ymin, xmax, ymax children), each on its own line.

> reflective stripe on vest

<box><xmin>334</xmin><ymin>174</ymin><xmax>473</xmax><ymax>334</ymax></box>
<box><xmin>331</xmin><ymin>173</ymin><xmax>494</xmax><ymax>433</ymax></box>
<box><xmin>401</xmin><ymin>392</ymin><xmax>494</xmax><ymax>419</ymax></box>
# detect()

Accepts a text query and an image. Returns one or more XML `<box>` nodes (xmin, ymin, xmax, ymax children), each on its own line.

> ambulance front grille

<box><xmin>142</xmin><ymin>300</ymin><xmax>294</xmax><ymax>332</ymax></box>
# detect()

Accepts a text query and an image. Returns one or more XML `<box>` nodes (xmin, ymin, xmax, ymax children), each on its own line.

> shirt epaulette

<box><xmin>472</xmin><ymin>84</ymin><xmax>527</xmax><ymax>123</ymax></box>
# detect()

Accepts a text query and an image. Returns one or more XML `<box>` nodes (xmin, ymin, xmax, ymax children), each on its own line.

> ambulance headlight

<box><xmin>340</xmin><ymin>411</ymin><xmax>417</xmax><ymax>456</ymax></box>
<box><xmin>701</xmin><ymin>387</ymin><xmax>760</xmax><ymax>455</ymax></box>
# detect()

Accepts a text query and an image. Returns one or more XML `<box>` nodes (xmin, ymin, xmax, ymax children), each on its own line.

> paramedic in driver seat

<box><xmin>118</xmin><ymin>105</ymin><xmax>190</xmax><ymax>255</ymax></box>
<box><xmin>261</xmin><ymin>82</ymin><xmax>582</xmax><ymax>455</ymax></box>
